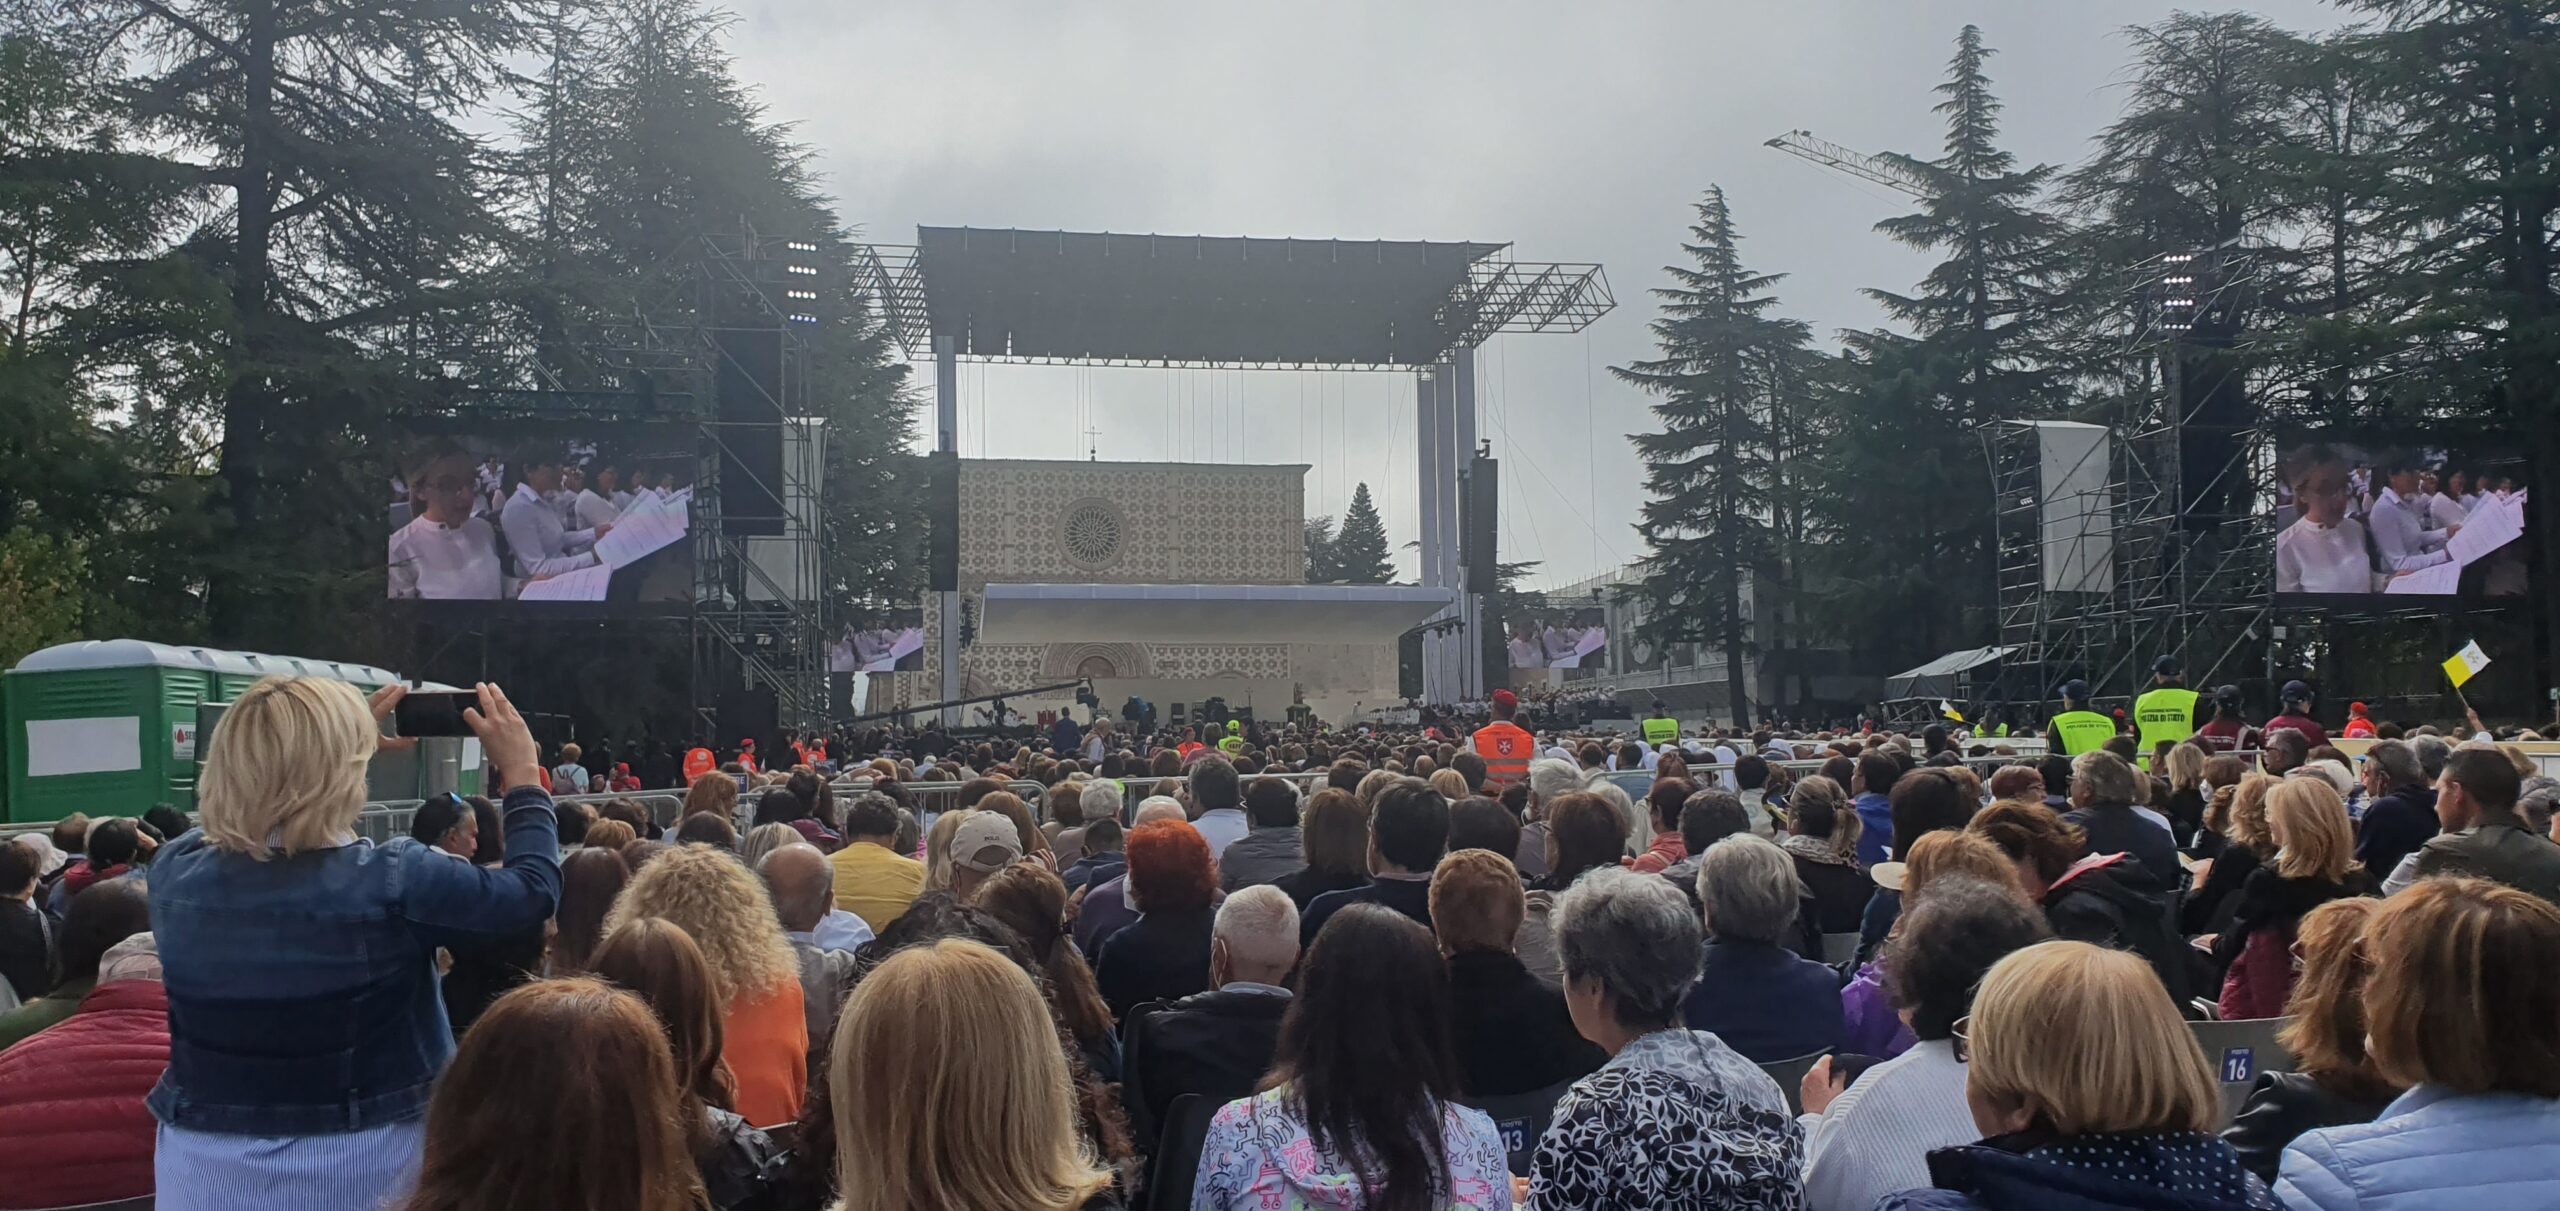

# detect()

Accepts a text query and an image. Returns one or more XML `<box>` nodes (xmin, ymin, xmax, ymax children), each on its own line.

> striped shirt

<box><xmin>1800</xmin><ymin>1037</ymin><xmax>1975</xmax><ymax>1211</ymax></box>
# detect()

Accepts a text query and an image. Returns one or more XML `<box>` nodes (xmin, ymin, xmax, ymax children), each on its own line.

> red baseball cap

<box><xmin>1491</xmin><ymin>690</ymin><xmax>1518</xmax><ymax>712</ymax></box>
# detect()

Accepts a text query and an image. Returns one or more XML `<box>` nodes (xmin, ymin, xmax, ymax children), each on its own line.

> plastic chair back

<box><xmin>1143</xmin><ymin>1093</ymin><xmax>1221</xmax><ymax>1211</ymax></box>
<box><xmin>1458</xmin><ymin>1078</ymin><xmax>1578</xmax><ymax>1177</ymax></box>
<box><xmin>1819</xmin><ymin>932</ymin><xmax>1862</xmax><ymax>965</ymax></box>
<box><xmin>2189</xmin><ymin>1016</ymin><xmax>2295</xmax><ymax>1128</ymax></box>
<box><xmin>1758</xmin><ymin>1050</ymin><xmax>1831</xmax><ymax>1114</ymax></box>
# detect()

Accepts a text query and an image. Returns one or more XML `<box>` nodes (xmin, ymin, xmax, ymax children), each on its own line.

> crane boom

<box><xmin>1764</xmin><ymin>129</ymin><xmax>1933</xmax><ymax>199</ymax></box>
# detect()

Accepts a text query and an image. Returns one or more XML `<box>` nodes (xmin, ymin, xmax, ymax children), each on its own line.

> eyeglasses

<box><xmin>1951</xmin><ymin>1015</ymin><xmax>1972</xmax><ymax>1063</ymax></box>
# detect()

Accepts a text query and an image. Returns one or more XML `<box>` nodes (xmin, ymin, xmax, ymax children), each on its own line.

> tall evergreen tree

<box><xmin>1333</xmin><ymin>483</ymin><xmax>1394</xmax><ymax>584</ymax></box>
<box><xmin>1616</xmin><ymin>186</ymin><xmax>1809</xmax><ymax>725</ymax></box>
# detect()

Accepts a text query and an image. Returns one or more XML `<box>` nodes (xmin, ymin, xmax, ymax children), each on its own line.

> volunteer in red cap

<box><xmin>2341</xmin><ymin>700</ymin><xmax>2378</xmax><ymax>739</ymax></box>
<box><xmin>1471</xmin><ymin>690</ymin><xmax>1535</xmax><ymax>790</ymax></box>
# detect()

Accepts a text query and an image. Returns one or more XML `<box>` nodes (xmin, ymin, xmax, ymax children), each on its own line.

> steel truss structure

<box><xmin>1989</xmin><ymin>245</ymin><xmax>2275</xmax><ymax>710</ymax></box>
<box><xmin>443</xmin><ymin>228</ymin><xmax>837</xmax><ymax>738</ymax></box>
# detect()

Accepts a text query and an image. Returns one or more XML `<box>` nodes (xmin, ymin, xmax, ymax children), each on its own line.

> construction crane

<box><xmin>1765</xmin><ymin>130</ymin><xmax>1933</xmax><ymax>200</ymax></box>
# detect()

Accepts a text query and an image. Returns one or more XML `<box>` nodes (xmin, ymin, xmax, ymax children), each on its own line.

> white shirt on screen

<box><xmin>2276</xmin><ymin>516</ymin><xmax>2375</xmax><ymax>594</ymax></box>
<box><xmin>500</xmin><ymin>483</ymin><xmax>602</xmax><ymax>580</ymax></box>
<box><xmin>573</xmin><ymin>488</ymin><xmax>620</xmax><ymax>530</ymax></box>
<box><xmin>2425</xmin><ymin>491</ymin><xmax>2470</xmax><ymax>531</ymax></box>
<box><xmin>388</xmin><ymin>515</ymin><xmax>504</xmax><ymax>600</ymax></box>
<box><xmin>2368</xmin><ymin>488</ymin><xmax>2451</xmax><ymax>573</ymax></box>
<box><xmin>611</xmin><ymin>490</ymin><xmax>635</xmax><ymax>511</ymax></box>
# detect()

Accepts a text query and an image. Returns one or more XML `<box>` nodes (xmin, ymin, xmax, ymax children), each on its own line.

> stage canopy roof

<box><xmin>859</xmin><ymin>227</ymin><xmax>1612</xmax><ymax>369</ymax></box>
<box><xmin>977</xmin><ymin>583</ymin><xmax>1454</xmax><ymax>646</ymax></box>
<box><xmin>1883</xmin><ymin>645</ymin><xmax>2018</xmax><ymax>702</ymax></box>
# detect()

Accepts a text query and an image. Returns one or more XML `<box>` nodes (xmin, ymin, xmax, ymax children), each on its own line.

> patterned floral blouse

<box><xmin>1191</xmin><ymin>1084</ymin><xmax>1513</xmax><ymax>1210</ymax></box>
<box><xmin>1528</xmin><ymin>1028</ymin><xmax>1807</xmax><ymax>1210</ymax></box>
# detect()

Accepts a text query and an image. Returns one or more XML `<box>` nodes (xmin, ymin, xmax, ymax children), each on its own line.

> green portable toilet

<box><xmin>4</xmin><ymin>640</ymin><xmax>401</xmax><ymax>822</ymax></box>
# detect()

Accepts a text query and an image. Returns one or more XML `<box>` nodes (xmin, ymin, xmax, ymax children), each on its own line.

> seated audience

<box><xmin>589</xmin><ymin>918</ymin><xmax>788</xmax><ymax>1210</ymax></box>
<box><xmin>1799</xmin><ymin>879</ymin><xmax>2051</xmax><ymax>1211</ymax></box>
<box><xmin>2214</xmin><ymin>779</ymin><xmax>2368</xmax><ymax>1021</ymax></box>
<box><xmin>2064</xmin><ymin>751</ymin><xmax>2182</xmax><ymax>891</ymax></box>
<box><xmin>1970</xmin><ymin>800</ymin><xmax>2191</xmax><ymax>1005</ymax></box>
<box><xmin>0</xmin><ymin>875</ymin><xmax>148</xmax><ymax>1050</ymax></box>
<box><xmin>1838</xmin><ymin>832</ymin><xmax>2025</xmax><ymax>1061</ymax></box>
<box><xmin>976</xmin><ymin>862</ymin><xmax>1120</xmax><ymax>1081</ymax></box>
<box><xmin>739</xmin><ymin>821</ymin><xmax>798</xmax><ymax>870</ymax></box>
<box><xmin>1517</xmin><ymin>790</ymin><xmax>1635</xmax><ymax>988</ymax></box>
<box><xmin>1186</xmin><ymin>755</ymin><xmax>1251</xmax><ymax>857</ymax></box>
<box><xmin>1094</xmin><ymin>819</ymin><xmax>1218</xmax><ymax>1019</ymax></box>
<box><xmin>1445</xmin><ymin>795</ymin><xmax>1523</xmax><ymax>864</ymax></box>
<box><xmin>1880</xmin><ymin>941</ymin><xmax>2275</xmax><ymax>1210</ymax></box>
<box><xmin>676</xmin><ymin>812</ymin><xmax>739</xmax><ymax>848</ymax></box>
<box><xmin>827</xmin><ymin>790</ymin><xmax>925</xmax><ymax>932</ymax></box>
<box><xmin>828</xmin><ymin>938</ymin><xmax>1121</xmax><ymax>1211</ymax></box>
<box><xmin>2186</xmin><ymin>775</ymin><xmax>2276</xmax><ymax>935</ymax></box>
<box><xmin>973</xmin><ymin>790</ymin><xmax>1052</xmax><ymax>863</ymax></box>
<box><xmin>2350</xmin><ymin>740</ymin><xmax>2436</xmax><ymax>885</ymax></box>
<box><xmin>1193</xmin><ymin>904</ymin><xmax>1508</xmax><ymax>1210</ymax></box>
<box><xmin>1122</xmin><ymin>884</ymin><xmax>1300</xmax><ymax>1146</ymax></box>
<box><xmin>1861</xmin><ymin>768</ymin><xmax>1983</xmax><ymax>951</ymax></box>
<box><xmin>2409</xmin><ymin>745</ymin><xmax>2560</xmax><ymax>902</ymax></box>
<box><xmin>1657</xmin><ymin>788</ymin><xmax>1756</xmax><ymax>899</ymax></box>
<box><xmin>1220</xmin><ymin>777</ymin><xmax>1306</xmax><ymax>890</ymax></box>
<box><xmin>1516</xmin><ymin>757</ymin><xmax>1584</xmax><ymax>880</ymax></box>
<box><xmin>1268</xmin><ymin>788</ymin><xmax>1369</xmax><ymax>909</ymax></box>
<box><xmin>2220</xmin><ymin>899</ymin><xmax>2396</xmax><ymax>1183</ymax></box>
<box><xmin>946</xmin><ymin>812</ymin><xmax>1026</xmax><ymax>902</ymax></box>
<box><xmin>1302</xmin><ymin>777</ymin><xmax>1450</xmax><ymax>942</ymax></box>
<box><xmin>1073</xmin><ymin>798</ymin><xmax>1187</xmax><ymax>956</ymax></box>
<box><xmin>394</xmin><ymin>979</ymin><xmax>707</xmax><ymax>1211</ymax></box>
<box><xmin>2276</xmin><ymin>877</ymin><xmax>2560</xmax><ymax>1209</ymax></box>
<box><xmin>1630</xmin><ymin>777</ymin><xmax>1696</xmax><ymax>874</ymax></box>
<box><xmin>1683</xmin><ymin>834</ymin><xmax>1844</xmax><ymax>1063</ymax></box>
<box><xmin>605</xmin><ymin>843</ymin><xmax>807</xmax><ymax>1127</ymax></box>
<box><xmin>756</xmin><ymin>843</ymin><xmax>861</xmax><ymax>1086</ymax></box>
<box><xmin>1431</xmin><ymin>848</ymin><xmax>1604</xmax><ymax>1098</ymax></box>
<box><xmin>1782</xmin><ymin>774</ymin><xmax>1870</xmax><ymax>936</ymax></box>
<box><xmin>0</xmin><ymin>933</ymin><xmax>166</xmax><ymax>1208</ymax></box>
<box><xmin>1533</xmin><ymin>867</ymin><xmax>1800</xmax><ymax>1209</ymax></box>
<box><xmin>581</xmin><ymin>817</ymin><xmax>637</xmax><ymax>853</ymax></box>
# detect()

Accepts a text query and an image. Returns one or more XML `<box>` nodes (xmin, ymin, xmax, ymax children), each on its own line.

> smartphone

<box><xmin>393</xmin><ymin>690</ymin><xmax>478</xmax><ymax>738</ymax></box>
<box><xmin>1829</xmin><ymin>1053</ymin><xmax>1885</xmax><ymax>1087</ymax></box>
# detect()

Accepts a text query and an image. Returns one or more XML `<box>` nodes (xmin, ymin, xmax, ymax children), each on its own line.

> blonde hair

<box><xmin>1904</xmin><ymin>830</ymin><xmax>2027</xmax><ymax>904</ymax></box>
<box><xmin>603</xmin><ymin>843</ymin><xmax>797</xmax><ymax>1004</ymax></box>
<box><xmin>1965</xmin><ymin>940</ymin><xmax>2219</xmax><ymax>1136</ymax></box>
<box><xmin>2363</xmin><ymin>877</ymin><xmax>2560</xmax><ymax>1097</ymax></box>
<box><xmin>2223</xmin><ymin>773</ymin><xmax>2277</xmax><ymax>855</ymax></box>
<box><xmin>2266</xmin><ymin>778</ymin><xmax>2357</xmax><ymax>882</ymax></box>
<box><xmin>922</xmin><ymin>809</ymin><xmax>976</xmax><ymax>894</ymax></box>
<box><xmin>832</xmin><ymin>939</ymin><xmax>1112</xmax><ymax>1211</ymax></box>
<box><xmin>197</xmin><ymin>675</ymin><xmax>376</xmax><ymax>858</ymax></box>
<box><xmin>2163</xmin><ymin>742</ymin><xmax>2207</xmax><ymax>796</ymax></box>
<box><xmin>1429</xmin><ymin>769</ymin><xmax>1470</xmax><ymax>802</ymax></box>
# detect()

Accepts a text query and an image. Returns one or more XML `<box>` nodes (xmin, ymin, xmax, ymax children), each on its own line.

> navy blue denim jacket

<box><xmin>146</xmin><ymin>785</ymin><xmax>561</xmax><ymax>1135</ymax></box>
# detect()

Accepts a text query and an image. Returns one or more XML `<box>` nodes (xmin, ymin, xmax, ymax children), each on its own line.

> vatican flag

<box><xmin>1940</xmin><ymin>699</ymin><xmax>1965</xmax><ymax>723</ymax></box>
<box><xmin>2443</xmin><ymin>640</ymin><xmax>2493</xmax><ymax>689</ymax></box>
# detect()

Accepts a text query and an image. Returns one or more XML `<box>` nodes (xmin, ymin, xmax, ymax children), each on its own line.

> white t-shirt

<box><xmin>387</xmin><ymin>514</ymin><xmax>504</xmax><ymax>600</ymax></box>
<box><xmin>2276</xmin><ymin>515</ymin><xmax>2375</xmax><ymax>594</ymax></box>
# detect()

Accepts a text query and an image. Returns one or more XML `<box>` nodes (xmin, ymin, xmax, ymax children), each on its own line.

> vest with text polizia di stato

<box><xmin>1472</xmin><ymin>721</ymin><xmax>1535</xmax><ymax>788</ymax></box>
<box><xmin>2131</xmin><ymin>686</ymin><xmax>2200</xmax><ymax>767</ymax></box>
<box><xmin>2050</xmin><ymin>710</ymin><xmax>2118</xmax><ymax>756</ymax></box>
<box><xmin>1641</xmin><ymin>716</ymin><xmax>1680</xmax><ymax>746</ymax></box>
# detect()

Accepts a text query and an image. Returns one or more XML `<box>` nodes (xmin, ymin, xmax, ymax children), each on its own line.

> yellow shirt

<box><xmin>829</xmin><ymin>840</ymin><xmax>925</xmax><ymax>932</ymax></box>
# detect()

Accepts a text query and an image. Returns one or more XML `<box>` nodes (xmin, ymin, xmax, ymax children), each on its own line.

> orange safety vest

<box><xmin>682</xmin><ymin>747</ymin><xmax>716</xmax><ymax>785</ymax></box>
<box><xmin>1472</xmin><ymin>721</ymin><xmax>1536</xmax><ymax>788</ymax></box>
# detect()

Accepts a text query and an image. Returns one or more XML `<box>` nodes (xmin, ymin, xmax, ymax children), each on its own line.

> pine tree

<box><xmin>1333</xmin><ymin>483</ymin><xmax>1394</xmax><ymax>584</ymax></box>
<box><xmin>1302</xmin><ymin>515</ymin><xmax>1338</xmax><ymax>583</ymax></box>
<box><xmin>1615</xmin><ymin>186</ymin><xmax>1809</xmax><ymax>725</ymax></box>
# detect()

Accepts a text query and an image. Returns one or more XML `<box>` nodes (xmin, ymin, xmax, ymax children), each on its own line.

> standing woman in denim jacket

<box><xmin>146</xmin><ymin>677</ymin><xmax>562</xmax><ymax>1211</ymax></box>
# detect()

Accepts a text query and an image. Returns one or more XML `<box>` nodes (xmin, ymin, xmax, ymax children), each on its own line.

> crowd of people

<box><xmin>4</xmin><ymin>674</ymin><xmax>2560</xmax><ymax>1210</ymax></box>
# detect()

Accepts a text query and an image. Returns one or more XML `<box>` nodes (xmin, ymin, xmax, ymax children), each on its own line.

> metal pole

<box><xmin>1416</xmin><ymin>367</ymin><xmax>1445</xmax><ymax>703</ymax></box>
<box><xmin>1453</xmin><ymin>348</ymin><xmax>1481</xmax><ymax>699</ymax></box>
<box><xmin>936</xmin><ymin>335</ymin><xmax>961</xmax><ymax>726</ymax></box>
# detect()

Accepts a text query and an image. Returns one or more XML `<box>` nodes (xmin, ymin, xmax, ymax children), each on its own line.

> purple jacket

<box><xmin>1840</xmin><ymin>960</ymin><xmax>1916</xmax><ymax>1059</ymax></box>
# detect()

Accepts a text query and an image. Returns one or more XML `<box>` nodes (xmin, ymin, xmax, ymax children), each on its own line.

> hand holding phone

<box><xmin>393</xmin><ymin>691</ymin><xmax>479</xmax><ymax>738</ymax></box>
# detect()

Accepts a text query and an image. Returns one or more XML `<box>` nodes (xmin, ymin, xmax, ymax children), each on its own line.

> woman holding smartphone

<box><xmin>146</xmin><ymin>678</ymin><xmax>560</xmax><ymax>1211</ymax></box>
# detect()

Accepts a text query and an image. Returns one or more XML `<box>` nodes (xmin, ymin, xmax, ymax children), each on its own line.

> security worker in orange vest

<box><xmin>1471</xmin><ymin>689</ymin><xmax>1536</xmax><ymax>790</ymax></box>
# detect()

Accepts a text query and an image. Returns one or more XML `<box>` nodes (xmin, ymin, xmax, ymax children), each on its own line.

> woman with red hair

<box><xmin>1093</xmin><ymin>820</ymin><xmax>1218</xmax><ymax>1020</ymax></box>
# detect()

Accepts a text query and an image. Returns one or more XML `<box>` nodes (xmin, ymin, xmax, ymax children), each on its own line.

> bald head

<box><xmin>1135</xmin><ymin>796</ymin><xmax>1188</xmax><ymax>827</ymax></box>
<box><xmin>756</xmin><ymin>842</ymin><xmax>833</xmax><ymax>933</ymax></box>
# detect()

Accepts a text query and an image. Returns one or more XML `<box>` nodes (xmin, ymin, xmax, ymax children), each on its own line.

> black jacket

<box><xmin>2180</xmin><ymin>843</ymin><xmax>2263</xmax><ymax>936</ymax></box>
<box><xmin>2044</xmin><ymin>855</ymin><xmax>2189</xmax><ymax>1005</ymax></box>
<box><xmin>1299</xmin><ymin>875</ymin><xmax>1432</xmax><ymax>945</ymax></box>
<box><xmin>2209</xmin><ymin>867</ymin><xmax>2373</xmax><ymax>972</ymax></box>
<box><xmin>698</xmin><ymin>1107</ymin><xmax>794</xmax><ymax>1211</ymax></box>
<box><xmin>1093</xmin><ymin>906</ymin><xmax>1214</xmax><ymax>1022</ymax></box>
<box><xmin>2353</xmin><ymin>785</ymin><xmax>2438</xmax><ymax>882</ymax></box>
<box><xmin>1122</xmin><ymin>985</ymin><xmax>1290</xmax><ymax>1146</ymax></box>
<box><xmin>2063</xmin><ymin>803</ymin><xmax>2183</xmax><ymax>892</ymax></box>
<box><xmin>1445</xmin><ymin>950</ymin><xmax>1605</xmax><ymax>1098</ymax></box>
<box><xmin>2220</xmin><ymin>1071</ymin><xmax>2395</xmax><ymax>1184</ymax></box>
<box><xmin>0</xmin><ymin>899</ymin><xmax>50</xmax><ymax>1004</ymax></box>
<box><xmin>1269</xmin><ymin>865</ymin><xmax>1366</xmax><ymax>912</ymax></box>
<box><xmin>1791</xmin><ymin>851</ymin><xmax>1871</xmax><ymax>935</ymax></box>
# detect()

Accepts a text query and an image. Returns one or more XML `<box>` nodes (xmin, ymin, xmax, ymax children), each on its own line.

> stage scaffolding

<box><xmin>1989</xmin><ymin>244</ymin><xmax>2274</xmax><ymax>710</ymax></box>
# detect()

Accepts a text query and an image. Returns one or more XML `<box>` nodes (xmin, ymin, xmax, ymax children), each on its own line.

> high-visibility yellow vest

<box><xmin>2051</xmin><ymin>710</ymin><xmax>2118</xmax><ymax>756</ymax></box>
<box><xmin>2131</xmin><ymin>687</ymin><xmax>2200</xmax><ymax>768</ymax></box>
<box><xmin>1641</xmin><ymin>716</ymin><xmax>1679</xmax><ymax>746</ymax></box>
<box><xmin>1992</xmin><ymin>723</ymin><xmax>2010</xmax><ymax>738</ymax></box>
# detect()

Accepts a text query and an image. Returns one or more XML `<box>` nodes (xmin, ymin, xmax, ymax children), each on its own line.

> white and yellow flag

<box><xmin>2443</xmin><ymin>640</ymin><xmax>2492</xmax><ymax>689</ymax></box>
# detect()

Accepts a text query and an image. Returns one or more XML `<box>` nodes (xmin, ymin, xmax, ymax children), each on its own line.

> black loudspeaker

<box><xmin>712</xmin><ymin>686</ymin><xmax>779</xmax><ymax>757</ymax></box>
<box><xmin>1461</xmin><ymin>457</ymin><xmax>1498</xmax><ymax>594</ymax></box>
<box><xmin>715</xmin><ymin>324</ymin><xmax>786</xmax><ymax>538</ymax></box>
<box><xmin>926</xmin><ymin>450</ymin><xmax>960</xmax><ymax>592</ymax></box>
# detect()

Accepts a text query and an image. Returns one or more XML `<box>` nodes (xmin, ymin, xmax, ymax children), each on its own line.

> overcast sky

<box><xmin>730</xmin><ymin>0</ymin><xmax>2341</xmax><ymax>590</ymax></box>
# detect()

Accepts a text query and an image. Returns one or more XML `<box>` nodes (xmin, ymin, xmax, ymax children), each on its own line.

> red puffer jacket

<box><xmin>0</xmin><ymin>979</ymin><xmax>169</xmax><ymax>1209</ymax></box>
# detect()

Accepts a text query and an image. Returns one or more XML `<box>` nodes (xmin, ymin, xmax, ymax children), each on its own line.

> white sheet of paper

<box><xmin>2447</xmin><ymin>493</ymin><xmax>2524</xmax><ymax>567</ymax></box>
<box><xmin>517</xmin><ymin>562</ymin><xmax>612</xmax><ymax>601</ymax></box>
<box><xmin>593</xmin><ymin>492</ymin><xmax>689</xmax><ymax>569</ymax></box>
<box><xmin>2385</xmin><ymin>562</ymin><xmax>2462</xmax><ymax>595</ymax></box>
